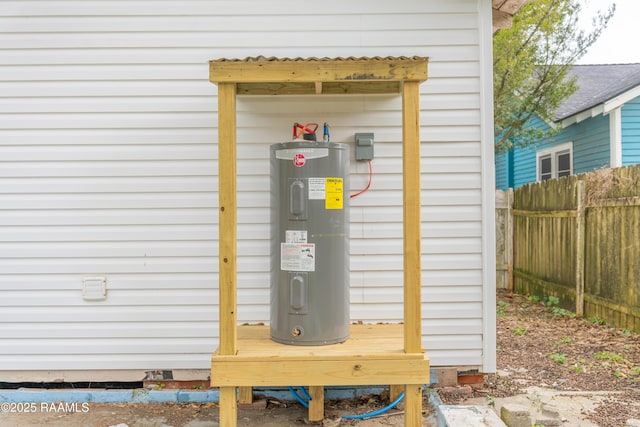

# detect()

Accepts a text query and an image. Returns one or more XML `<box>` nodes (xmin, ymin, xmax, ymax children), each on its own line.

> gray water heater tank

<box><xmin>270</xmin><ymin>141</ymin><xmax>350</xmax><ymax>345</ymax></box>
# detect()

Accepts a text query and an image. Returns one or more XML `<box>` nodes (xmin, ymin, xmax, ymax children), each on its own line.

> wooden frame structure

<box><xmin>209</xmin><ymin>56</ymin><xmax>429</xmax><ymax>427</ymax></box>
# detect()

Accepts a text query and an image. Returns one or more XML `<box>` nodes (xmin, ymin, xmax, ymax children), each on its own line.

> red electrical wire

<box><xmin>350</xmin><ymin>160</ymin><xmax>373</xmax><ymax>199</ymax></box>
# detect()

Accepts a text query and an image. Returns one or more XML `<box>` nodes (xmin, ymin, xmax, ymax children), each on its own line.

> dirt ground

<box><xmin>0</xmin><ymin>395</ymin><xmax>437</xmax><ymax>426</ymax></box>
<box><xmin>438</xmin><ymin>290</ymin><xmax>640</xmax><ymax>427</ymax></box>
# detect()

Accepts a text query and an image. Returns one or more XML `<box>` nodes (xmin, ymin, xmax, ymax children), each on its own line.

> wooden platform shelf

<box><xmin>212</xmin><ymin>324</ymin><xmax>429</xmax><ymax>387</ymax></box>
<box><xmin>209</xmin><ymin>56</ymin><xmax>429</xmax><ymax>427</ymax></box>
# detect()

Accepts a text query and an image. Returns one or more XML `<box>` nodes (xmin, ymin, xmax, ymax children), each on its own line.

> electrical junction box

<box><xmin>355</xmin><ymin>132</ymin><xmax>374</xmax><ymax>161</ymax></box>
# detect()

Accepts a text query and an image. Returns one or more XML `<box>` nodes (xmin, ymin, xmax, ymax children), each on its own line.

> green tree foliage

<box><xmin>494</xmin><ymin>0</ymin><xmax>615</xmax><ymax>152</ymax></box>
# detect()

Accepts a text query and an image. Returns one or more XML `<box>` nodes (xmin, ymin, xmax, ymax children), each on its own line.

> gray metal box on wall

<box><xmin>270</xmin><ymin>141</ymin><xmax>350</xmax><ymax>345</ymax></box>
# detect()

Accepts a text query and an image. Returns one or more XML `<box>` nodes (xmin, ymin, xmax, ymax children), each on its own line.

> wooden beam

<box><xmin>217</xmin><ymin>82</ymin><xmax>238</xmax><ymax>356</ymax></box>
<box><xmin>401</xmin><ymin>80</ymin><xmax>423</xmax><ymax>354</ymax></box>
<box><xmin>211</xmin><ymin>357</ymin><xmax>429</xmax><ymax>387</ymax></box>
<box><xmin>210</xmin><ymin>57</ymin><xmax>428</xmax><ymax>84</ymax></box>
<box><xmin>236</xmin><ymin>81</ymin><xmax>402</xmax><ymax>95</ymax></box>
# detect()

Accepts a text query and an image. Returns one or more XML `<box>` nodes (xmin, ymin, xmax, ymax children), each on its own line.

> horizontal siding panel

<box><xmin>425</xmin><ymin>269</ymin><xmax>482</xmax><ymax>286</ymax></box>
<box><xmin>351</xmin><ymin>237</ymin><xmax>482</xmax><ymax>255</ymax></box>
<box><xmin>423</xmin><ymin>319</ymin><xmax>483</xmax><ymax>335</ymax></box>
<box><xmin>1</xmin><ymin>226</ymin><xmax>217</xmax><ymax>242</ymax></box>
<box><xmin>0</xmin><ymin>30</ymin><xmax>480</xmax><ymax>50</ymax></box>
<box><xmin>0</xmin><ymin>14</ymin><xmax>479</xmax><ymax>33</ymax></box>
<box><xmin>0</xmin><ymin>145</ymin><xmax>217</xmax><ymax>161</ymax></box>
<box><xmin>0</xmin><ymin>161</ymin><xmax>218</xmax><ymax>177</ymax></box>
<box><xmin>0</xmin><ymin>97</ymin><xmax>217</xmax><ymax>114</ymax></box>
<box><xmin>427</xmin><ymin>350</ymin><xmax>482</xmax><ymax>366</ymax></box>
<box><xmin>422</xmin><ymin>286</ymin><xmax>483</xmax><ymax>302</ymax></box>
<box><xmin>1</xmin><ymin>1</ymin><xmax>477</xmax><ymax>16</ymax></box>
<box><xmin>350</xmin><ymin>221</ymin><xmax>481</xmax><ymax>239</ymax></box>
<box><xmin>350</xmin><ymin>189</ymin><xmax>482</xmax><ymax>207</ymax></box>
<box><xmin>0</xmin><ymin>258</ymin><xmax>217</xmax><ymax>274</ymax></box>
<box><xmin>424</xmin><ymin>334</ymin><xmax>482</xmax><ymax>350</ymax></box>
<box><xmin>0</xmin><ymin>81</ymin><xmax>213</xmax><ymax>96</ymax></box>
<box><xmin>0</xmin><ymin>273</ymin><xmax>218</xmax><ymax>290</ymax></box>
<box><xmin>0</xmin><ymin>338</ymin><xmax>214</xmax><ymax>354</ymax></box>
<box><xmin>358</xmin><ymin>286</ymin><xmax>481</xmax><ymax>304</ymax></box>
<box><xmin>0</xmin><ymin>177</ymin><xmax>216</xmax><ymax>193</ymax></box>
<box><xmin>352</xmin><ymin>253</ymin><xmax>481</xmax><ymax>271</ymax></box>
<box><xmin>423</xmin><ymin>206</ymin><xmax>482</xmax><ymax>222</ymax></box>
<box><xmin>0</xmin><ymin>354</ymin><xmax>211</xmax><ymax>371</ymax></box>
<box><xmin>0</xmin><ymin>194</ymin><xmax>217</xmax><ymax>209</ymax></box>
<box><xmin>0</xmin><ymin>47</ymin><xmax>475</xmax><ymax>66</ymax></box>
<box><xmin>351</xmin><ymin>304</ymin><xmax>403</xmax><ymax>321</ymax></box>
<box><xmin>0</xmin><ymin>289</ymin><xmax>216</xmax><ymax>306</ymax></box>
<box><xmin>0</xmin><ymin>65</ymin><xmax>206</xmax><ymax>82</ymax></box>
<box><xmin>354</xmin><ymin>205</ymin><xmax>481</xmax><ymax>226</ymax></box>
<box><xmin>0</xmin><ymin>306</ymin><xmax>217</xmax><ymax>323</ymax></box>
<box><xmin>0</xmin><ymin>112</ymin><xmax>217</xmax><ymax>129</ymax></box>
<box><xmin>0</xmin><ymin>242</ymin><xmax>218</xmax><ymax>258</ymax></box>
<box><xmin>0</xmin><ymin>322</ymin><xmax>216</xmax><ymax>339</ymax></box>
<box><xmin>423</xmin><ymin>302</ymin><xmax>482</xmax><ymax>318</ymax></box>
<box><xmin>423</xmin><ymin>254</ymin><xmax>482</xmax><ymax>270</ymax></box>
<box><xmin>0</xmin><ymin>210</ymin><xmax>217</xmax><ymax>226</ymax></box>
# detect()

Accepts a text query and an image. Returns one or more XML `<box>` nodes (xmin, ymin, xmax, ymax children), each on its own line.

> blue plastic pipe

<box><xmin>287</xmin><ymin>386</ymin><xmax>405</xmax><ymax>420</ymax></box>
<box><xmin>341</xmin><ymin>391</ymin><xmax>405</xmax><ymax>420</ymax></box>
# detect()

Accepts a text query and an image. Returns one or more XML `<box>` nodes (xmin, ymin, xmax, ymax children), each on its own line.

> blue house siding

<box><xmin>510</xmin><ymin>117</ymin><xmax>549</xmax><ymax>189</ymax></box>
<box><xmin>495</xmin><ymin>114</ymin><xmax>611</xmax><ymax>189</ymax></box>
<box><xmin>622</xmin><ymin>96</ymin><xmax>640</xmax><ymax>165</ymax></box>
<box><xmin>495</xmin><ymin>150</ymin><xmax>508</xmax><ymax>190</ymax></box>
<box><xmin>570</xmin><ymin>114</ymin><xmax>610</xmax><ymax>174</ymax></box>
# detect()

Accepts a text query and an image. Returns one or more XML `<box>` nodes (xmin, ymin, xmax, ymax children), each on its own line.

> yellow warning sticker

<box><xmin>325</xmin><ymin>177</ymin><xmax>343</xmax><ymax>210</ymax></box>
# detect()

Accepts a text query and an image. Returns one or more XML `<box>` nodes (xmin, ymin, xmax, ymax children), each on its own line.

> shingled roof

<box><xmin>555</xmin><ymin>64</ymin><xmax>640</xmax><ymax>121</ymax></box>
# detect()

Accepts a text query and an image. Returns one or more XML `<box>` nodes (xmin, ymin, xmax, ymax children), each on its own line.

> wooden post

<box><xmin>507</xmin><ymin>188</ymin><xmax>514</xmax><ymax>291</ymax></box>
<box><xmin>575</xmin><ymin>181</ymin><xmax>586</xmax><ymax>317</ymax></box>
<box><xmin>219</xmin><ymin>387</ymin><xmax>237</xmax><ymax>427</ymax></box>
<box><xmin>217</xmin><ymin>82</ymin><xmax>238</xmax><ymax>427</ymax></box>
<box><xmin>389</xmin><ymin>384</ymin><xmax>404</xmax><ymax>401</ymax></box>
<box><xmin>308</xmin><ymin>386</ymin><xmax>324</xmax><ymax>422</ymax></box>
<box><xmin>401</xmin><ymin>80</ymin><xmax>423</xmax><ymax>352</ymax></box>
<box><xmin>238</xmin><ymin>387</ymin><xmax>253</xmax><ymax>404</ymax></box>
<box><xmin>405</xmin><ymin>384</ymin><xmax>423</xmax><ymax>427</ymax></box>
<box><xmin>402</xmin><ymin>80</ymin><xmax>423</xmax><ymax>427</ymax></box>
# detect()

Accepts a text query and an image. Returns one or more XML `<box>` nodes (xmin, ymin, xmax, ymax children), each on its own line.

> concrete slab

<box><xmin>437</xmin><ymin>405</ymin><xmax>506</xmax><ymax>427</ymax></box>
<box><xmin>455</xmin><ymin>386</ymin><xmax>624</xmax><ymax>427</ymax></box>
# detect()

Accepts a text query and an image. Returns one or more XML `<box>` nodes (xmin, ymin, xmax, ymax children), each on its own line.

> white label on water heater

<box><xmin>308</xmin><ymin>177</ymin><xmax>325</xmax><ymax>200</ymax></box>
<box><xmin>281</xmin><ymin>243</ymin><xmax>315</xmax><ymax>272</ymax></box>
<box><xmin>286</xmin><ymin>230</ymin><xmax>307</xmax><ymax>243</ymax></box>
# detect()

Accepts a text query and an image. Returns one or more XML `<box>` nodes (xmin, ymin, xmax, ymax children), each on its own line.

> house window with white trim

<box><xmin>536</xmin><ymin>142</ymin><xmax>573</xmax><ymax>181</ymax></box>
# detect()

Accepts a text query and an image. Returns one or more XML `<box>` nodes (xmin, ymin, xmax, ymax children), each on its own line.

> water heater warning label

<box><xmin>281</xmin><ymin>243</ymin><xmax>315</xmax><ymax>272</ymax></box>
<box><xmin>325</xmin><ymin>177</ymin><xmax>343</xmax><ymax>210</ymax></box>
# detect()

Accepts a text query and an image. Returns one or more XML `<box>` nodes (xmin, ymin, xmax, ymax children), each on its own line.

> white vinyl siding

<box><xmin>0</xmin><ymin>0</ymin><xmax>494</xmax><ymax>374</ymax></box>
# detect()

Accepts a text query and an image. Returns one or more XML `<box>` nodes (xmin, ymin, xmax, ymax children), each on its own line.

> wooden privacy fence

<box><xmin>496</xmin><ymin>165</ymin><xmax>640</xmax><ymax>331</ymax></box>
